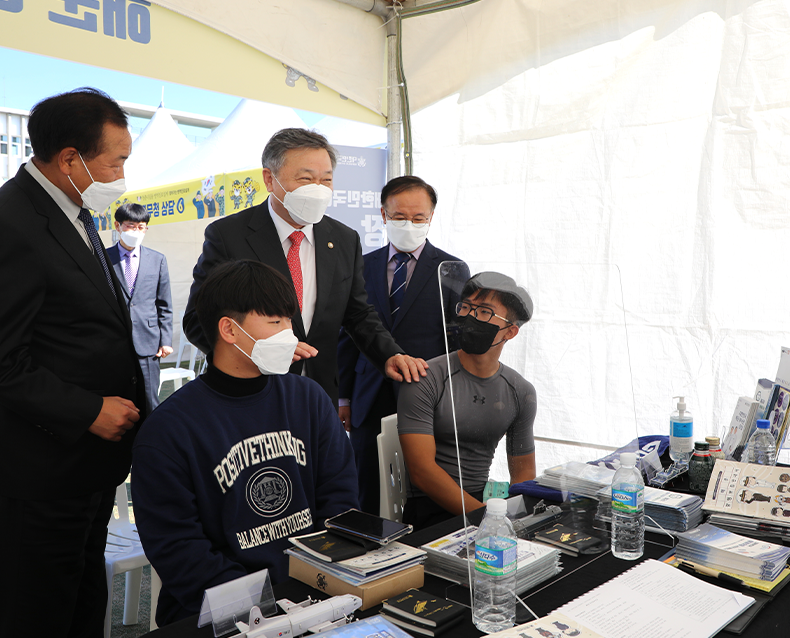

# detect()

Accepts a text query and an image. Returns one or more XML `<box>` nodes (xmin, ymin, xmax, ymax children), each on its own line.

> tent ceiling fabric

<box><xmin>151</xmin><ymin>0</ymin><xmax>387</xmax><ymax>115</ymax></box>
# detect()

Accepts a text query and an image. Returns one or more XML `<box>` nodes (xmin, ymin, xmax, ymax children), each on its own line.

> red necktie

<box><xmin>287</xmin><ymin>231</ymin><xmax>305</xmax><ymax>312</ymax></box>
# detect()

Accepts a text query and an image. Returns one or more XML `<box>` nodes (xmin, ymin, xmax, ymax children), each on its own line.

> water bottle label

<box><xmin>474</xmin><ymin>539</ymin><xmax>517</xmax><ymax>576</ymax></box>
<box><xmin>612</xmin><ymin>486</ymin><xmax>644</xmax><ymax>513</ymax></box>
<box><xmin>670</xmin><ymin>419</ymin><xmax>693</xmax><ymax>438</ymax></box>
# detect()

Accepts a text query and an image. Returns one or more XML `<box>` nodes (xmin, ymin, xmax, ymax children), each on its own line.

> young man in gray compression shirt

<box><xmin>397</xmin><ymin>272</ymin><xmax>536</xmax><ymax>529</ymax></box>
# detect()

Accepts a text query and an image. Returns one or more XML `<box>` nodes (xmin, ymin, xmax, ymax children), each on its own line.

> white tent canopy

<box><xmin>141</xmin><ymin>99</ymin><xmax>305</xmax><ymax>189</ymax></box>
<box><xmin>125</xmin><ymin>104</ymin><xmax>195</xmax><ymax>191</ymax></box>
<box><xmin>143</xmin><ymin>0</ymin><xmax>790</xmax><ymax>473</ymax></box>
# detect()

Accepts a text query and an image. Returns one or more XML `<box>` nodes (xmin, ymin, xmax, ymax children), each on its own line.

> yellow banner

<box><xmin>0</xmin><ymin>1</ymin><xmax>382</xmax><ymax>126</ymax></box>
<box><xmin>110</xmin><ymin>168</ymin><xmax>269</xmax><ymax>226</ymax></box>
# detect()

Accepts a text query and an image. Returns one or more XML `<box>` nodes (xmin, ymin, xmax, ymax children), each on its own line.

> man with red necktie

<box><xmin>184</xmin><ymin>128</ymin><xmax>427</xmax><ymax>407</ymax></box>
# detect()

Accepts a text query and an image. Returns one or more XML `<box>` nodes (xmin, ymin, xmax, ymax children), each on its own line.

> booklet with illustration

<box><xmin>703</xmin><ymin>459</ymin><xmax>790</xmax><ymax>539</ymax></box>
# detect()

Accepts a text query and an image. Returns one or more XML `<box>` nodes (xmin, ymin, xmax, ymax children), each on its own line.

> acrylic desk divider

<box><xmin>197</xmin><ymin>568</ymin><xmax>276</xmax><ymax>637</ymax></box>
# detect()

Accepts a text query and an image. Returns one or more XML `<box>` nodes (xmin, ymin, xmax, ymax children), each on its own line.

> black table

<box><xmin>143</xmin><ymin>502</ymin><xmax>788</xmax><ymax>637</ymax></box>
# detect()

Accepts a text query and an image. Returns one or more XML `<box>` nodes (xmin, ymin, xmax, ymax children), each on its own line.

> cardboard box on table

<box><xmin>288</xmin><ymin>557</ymin><xmax>424</xmax><ymax>610</ymax></box>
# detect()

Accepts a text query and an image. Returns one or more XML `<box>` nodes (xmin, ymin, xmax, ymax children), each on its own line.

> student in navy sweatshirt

<box><xmin>132</xmin><ymin>259</ymin><xmax>359</xmax><ymax>626</ymax></box>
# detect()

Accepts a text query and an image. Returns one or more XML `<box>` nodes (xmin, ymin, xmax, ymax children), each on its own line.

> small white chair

<box><xmin>104</xmin><ymin>483</ymin><xmax>158</xmax><ymax>637</ymax></box>
<box><xmin>158</xmin><ymin>313</ymin><xmax>199</xmax><ymax>396</ymax></box>
<box><xmin>377</xmin><ymin>414</ymin><xmax>410</xmax><ymax>522</ymax></box>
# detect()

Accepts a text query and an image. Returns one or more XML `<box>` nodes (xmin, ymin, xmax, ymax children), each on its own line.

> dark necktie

<box><xmin>389</xmin><ymin>252</ymin><xmax>410</xmax><ymax>320</ymax></box>
<box><xmin>77</xmin><ymin>208</ymin><xmax>117</xmax><ymax>300</ymax></box>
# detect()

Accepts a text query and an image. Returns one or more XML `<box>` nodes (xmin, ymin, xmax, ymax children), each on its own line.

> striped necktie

<box><xmin>77</xmin><ymin>208</ymin><xmax>117</xmax><ymax>300</ymax></box>
<box><xmin>389</xmin><ymin>251</ymin><xmax>410</xmax><ymax>320</ymax></box>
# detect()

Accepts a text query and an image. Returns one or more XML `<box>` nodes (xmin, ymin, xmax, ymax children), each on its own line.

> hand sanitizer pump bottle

<box><xmin>670</xmin><ymin>396</ymin><xmax>693</xmax><ymax>465</ymax></box>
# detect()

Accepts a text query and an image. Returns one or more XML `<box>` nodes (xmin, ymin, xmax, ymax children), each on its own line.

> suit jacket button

<box><xmin>131</xmin><ymin>376</ymin><xmax>137</xmax><ymax>384</ymax></box>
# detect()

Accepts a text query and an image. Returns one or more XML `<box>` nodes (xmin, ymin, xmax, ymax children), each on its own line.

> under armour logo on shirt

<box><xmin>473</xmin><ymin>395</ymin><xmax>486</xmax><ymax>404</ymax></box>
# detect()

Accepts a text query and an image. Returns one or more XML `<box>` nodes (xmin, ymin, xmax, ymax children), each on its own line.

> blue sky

<box><xmin>0</xmin><ymin>46</ymin><xmax>322</xmax><ymax>140</ymax></box>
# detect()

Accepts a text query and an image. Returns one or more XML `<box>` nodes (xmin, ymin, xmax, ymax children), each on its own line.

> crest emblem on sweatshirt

<box><xmin>246</xmin><ymin>467</ymin><xmax>292</xmax><ymax>517</ymax></box>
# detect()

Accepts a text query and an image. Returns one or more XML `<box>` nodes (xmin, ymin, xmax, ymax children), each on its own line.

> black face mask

<box><xmin>458</xmin><ymin>315</ymin><xmax>504</xmax><ymax>355</ymax></box>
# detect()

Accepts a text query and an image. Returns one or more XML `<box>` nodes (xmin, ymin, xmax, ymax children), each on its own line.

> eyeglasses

<box><xmin>456</xmin><ymin>301</ymin><xmax>512</xmax><ymax>325</ymax></box>
<box><xmin>120</xmin><ymin>223</ymin><xmax>147</xmax><ymax>231</ymax></box>
<box><xmin>383</xmin><ymin>210</ymin><xmax>431</xmax><ymax>229</ymax></box>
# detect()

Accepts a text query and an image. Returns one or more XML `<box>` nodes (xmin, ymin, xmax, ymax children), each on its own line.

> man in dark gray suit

<box><xmin>108</xmin><ymin>202</ymin><xmax>174</xmax><ymax>413</ymax></box>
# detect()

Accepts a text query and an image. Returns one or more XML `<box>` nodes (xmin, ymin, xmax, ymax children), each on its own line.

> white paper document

<box><xmin>556</xmin><ymin>559</ymin><xmax>754</xmax><ymax>638</ymax></box>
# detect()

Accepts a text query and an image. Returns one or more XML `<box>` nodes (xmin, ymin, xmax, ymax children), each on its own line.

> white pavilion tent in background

<box><xmin>124</xmin><ymin>104</ymin><xmax>195</xmax><ymax>191</ymax></box>
<box><xmin>140</xmin><ymin>99</ymin><xmax>305</xmax><ymax>190</ymax></box>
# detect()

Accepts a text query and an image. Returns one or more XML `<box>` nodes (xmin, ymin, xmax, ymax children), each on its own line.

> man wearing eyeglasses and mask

<box><xmin>337</xmin><ymin>176</ymin><xmax>468</xmax><ymax>515</ymax></box>
<box><xmin>397</xmin><ymin>272</ymin><xmax>536</xmax><ymax>530</ymax></box>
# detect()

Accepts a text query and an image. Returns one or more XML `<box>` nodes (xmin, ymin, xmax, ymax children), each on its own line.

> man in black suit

<box><xmin>183</xmin><ymin>128</ymin><xmax>427</xmax><ymax>407</ymax></box>
<box><xmin>337</xmin><ymin>176</ymin><xmax>468</xmax><ymax>513</ymax></box>
<box><xmin>108</xmin><ymin>202</ymin><xmax>174</xmax><ymax>414</ymax></box>
<box><xmin>0</xmin><ymin>88</ymin><xmax>144</xmax><ymax>638</ymax></box>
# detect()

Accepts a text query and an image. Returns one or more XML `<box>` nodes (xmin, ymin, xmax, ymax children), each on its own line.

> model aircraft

<box><xmin>235</xmin><ymin>593</ymin><xmax>362</xmax><ymax>638</ymax></box>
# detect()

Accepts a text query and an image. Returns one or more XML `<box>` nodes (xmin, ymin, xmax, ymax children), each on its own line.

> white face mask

<box><xmin>232</xmin><ymin>319</ymin><xmax>298</xmax><ymax>376</ymax></box>
<box><xmin>68</xmin><ymin>153</ymin><xmax>127</xmax><ymax>214</ymax></box>
<box><xmin>120</xmin><ymin>229</ymin><xmax>145</xmax><ymax>249</ymax></box>
<box><xmin>273</xmin><ymin>175</ymin><xmax>332</xmax><ymax>226</ymax></box>
<box><xmin>386</xmin><ymin>220</ymin><xmax>430</xmax><ymax>253</ymax></box>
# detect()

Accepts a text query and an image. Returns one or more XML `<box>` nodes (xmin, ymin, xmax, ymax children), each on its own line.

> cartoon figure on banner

<box><xmin>216</xmin><ymin>185</ymin><xmax>226</xmax><ymax>216</ymax></box>
<box><xmin>202</xmin><ymin>176</ymin><xmax>217</xmax><ymax>218</ymax></box>
<box><xmin>193</xmin><ymin>190</ymin><xmax>205</xmax><ymax>220</ymax></box>
<box><xmin>231</xmin><ymin>179</ymin><xmax>243</xmax><ymax>211</ymax></box>
<box><xmin>243</xmin><ymin>177</ymin><xmax>260</xmax><ymax>208</ymax></box>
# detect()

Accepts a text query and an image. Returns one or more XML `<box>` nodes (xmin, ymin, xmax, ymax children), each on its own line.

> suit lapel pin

<box><xmin>328</xmin><ymin>242</ymin><xmax>334</xmax><ymax>249</ymax></box>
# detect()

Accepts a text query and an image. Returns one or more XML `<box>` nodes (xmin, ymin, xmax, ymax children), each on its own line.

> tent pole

<box><xmin>332</xmin><ymin>0</ymin><xmax>402</xmax><ymax>179</ymax></box>
<box><xmin>386</xmin><ymin>14</ymin><xmax>402</xmax><ymax>180</ymax></box>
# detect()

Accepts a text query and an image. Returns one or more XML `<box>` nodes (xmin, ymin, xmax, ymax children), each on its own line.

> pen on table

<box><xmin>678</xmin><ymin>560</ymin><xmax>745</xmax><ymax>588</ymax></box>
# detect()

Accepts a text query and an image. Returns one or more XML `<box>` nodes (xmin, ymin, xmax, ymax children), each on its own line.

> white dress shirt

<box><xmin>268</xmin><ymin>198</ymin><xmax>316</xmax><ymax>334</ymax></box>
<box><xmin>25</xmin><ymin>160</ymin><xmax>93</xmax><ymax>252</ymax></box>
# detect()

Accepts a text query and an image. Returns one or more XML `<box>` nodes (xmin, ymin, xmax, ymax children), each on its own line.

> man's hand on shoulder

<box><xmin>89</xmin><ymin>397</ymin><xmax>140</xmax><ymax>442</ymax></box>
<box><xmin>385</xmin><ymin>354</ymin><xmax>428</xmax><ymax>383</ymax></box>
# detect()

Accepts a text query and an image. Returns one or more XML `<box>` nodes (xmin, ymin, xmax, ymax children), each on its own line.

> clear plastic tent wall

<box><xmin>411</xmin><ymin>0</ymin><xmax>790</xmax><ymax>472</ymax></box>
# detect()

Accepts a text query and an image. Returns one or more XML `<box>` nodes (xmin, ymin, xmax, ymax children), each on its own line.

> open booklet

<box><xmin>547</xmin><ymin>559</ymin><xmax>754</xmax><ymax>638</ymax></box>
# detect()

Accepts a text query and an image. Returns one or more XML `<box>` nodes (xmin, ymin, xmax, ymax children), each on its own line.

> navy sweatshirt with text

<box><xmin>131</xmin><ymin>372</ymin><xmax>359</xmax><ymax>625</ymax></box>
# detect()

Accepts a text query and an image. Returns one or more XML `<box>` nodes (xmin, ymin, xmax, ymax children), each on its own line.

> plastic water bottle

<box><xmin>746</xmin><ymin>419</ymin><xmax>777</xmax><ymax>466</ymax></box>
<box><xmin>610</xmin><ymin>452</ymin><xmax>644</xmax><ymax>560</ymax></box>
<box><xmin>473</xmin><ymin>498</ymin><xmax>517</xmax><ymax>633</ymax></box>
